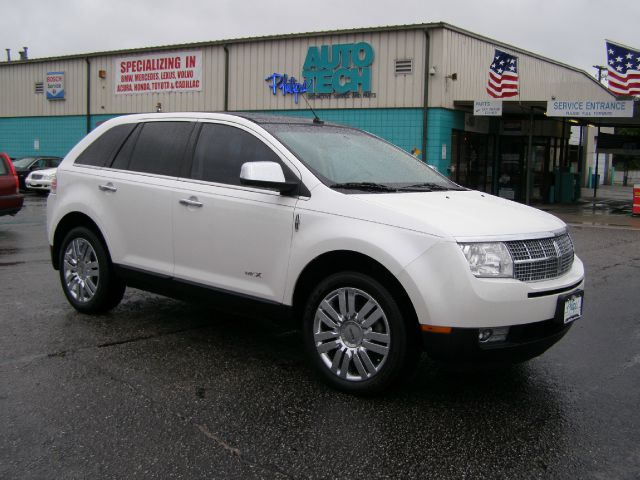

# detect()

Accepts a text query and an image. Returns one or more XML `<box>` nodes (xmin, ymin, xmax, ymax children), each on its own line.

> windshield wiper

<box><xmin>397</xmin><ymin>182</ymin><xmax>465</xmax><ymax>192</ymax></box>
<box><xmin>330</xmin><ymin>182</ymin><xmax>398</xmax><ymax>192</ymax></box>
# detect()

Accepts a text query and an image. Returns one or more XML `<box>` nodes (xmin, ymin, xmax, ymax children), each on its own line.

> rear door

<box><xmin>85</xmin><ymin>120</ymin><xmax>195</xmax><ymax>275</ymax></box>
<box><xmin>0</xmin><ymin>154</ymin><xmax>14</xmax><ymax>196</ymax></box>
<box><xmin>172</xmin><ymin>121</ymin><xmax>299</xmax><ymax>302</ymax></box>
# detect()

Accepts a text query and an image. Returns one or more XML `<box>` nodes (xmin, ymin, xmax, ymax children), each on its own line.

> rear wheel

<box><xmin>59</xmin><ymin>227</ymin><xmax>125</xmax><ymax>314</ymax></box>
<box><xmin>303</xmin><ymin>272</ymin><xmax>416</xmax><ymax>394</ymax></box>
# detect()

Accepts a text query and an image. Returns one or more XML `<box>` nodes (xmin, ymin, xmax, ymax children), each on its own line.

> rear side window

<box><xmin>125</xmin><ymin>122</ymin><xmax>194</xmax><ymax>176</ymax></box>
<box><xmin>191</xmin><ymin>124</ymin><xmax>289</xmax><ymax>186</ymax></box>
<box><xmin>75</xmin><ymin>124</ymin><xmax>137</xmax><ymax>167</ymax></box>
<box><xmin>0</xmin><ymin>157</ymin><xmax>7</xmax><ymax>175</ymax></box>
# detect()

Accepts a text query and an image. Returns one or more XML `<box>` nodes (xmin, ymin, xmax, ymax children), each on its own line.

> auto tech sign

<box><xmin>114</xmin><ymin>50</ymin><xmax>202</xmax><ymax>94</ymax></box>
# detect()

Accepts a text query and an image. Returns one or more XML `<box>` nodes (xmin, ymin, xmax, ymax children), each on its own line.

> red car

<box><xmin>0</xmin><ymin>152</ymin><xmax>23</xmax><ymax>217</ymax></box>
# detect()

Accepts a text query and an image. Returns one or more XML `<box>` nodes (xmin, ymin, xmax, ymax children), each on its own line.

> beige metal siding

<box><xmin>228</xmin><ymin>30</ymin><xmax>426</xmax><ymax>110</ymax></box>
<box><xmin>429</xmin><ymin>29</ymin><xmax>614</xmax><ymax>108</ymax></box>
<box><xmin>0</xmin><ymin>59</ymin><xmax>87</xmax><ymax>117</ymax></box>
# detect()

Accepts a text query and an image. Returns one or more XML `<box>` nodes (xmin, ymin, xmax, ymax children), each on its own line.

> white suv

<box><xmin>47</xmin><ymin>113</ymin><xmax>584</xmax><ymax>393</ymax></box>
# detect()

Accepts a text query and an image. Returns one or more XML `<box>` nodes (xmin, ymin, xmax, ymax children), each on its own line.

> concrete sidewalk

<box><xmin>537</xmin><ymin>184</ymin><xmax>640</xmax><ymax>230</ymax></box>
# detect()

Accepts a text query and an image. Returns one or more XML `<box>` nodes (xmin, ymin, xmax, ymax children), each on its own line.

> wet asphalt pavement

<box><xmin>1</xmin><ymin>195</ymin><xmax>639</xmax><ymax>479</ymax></box>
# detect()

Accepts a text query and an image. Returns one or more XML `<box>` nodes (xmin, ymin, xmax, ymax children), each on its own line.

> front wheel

<box><xmin>59</xmin><ymin>227</ymin><xmax>125</xmax><ymax>314</ymax></box>
<box><xmin>302</xmin><ymin>272</ymin><xmax>416</xmax><ymax>394</ymax></box>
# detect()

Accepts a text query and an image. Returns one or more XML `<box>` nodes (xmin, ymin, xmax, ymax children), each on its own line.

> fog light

<box><xmin>478</xmin><ymin>327</ymin><xmax>509</xmax><ymax>344</ymax></box>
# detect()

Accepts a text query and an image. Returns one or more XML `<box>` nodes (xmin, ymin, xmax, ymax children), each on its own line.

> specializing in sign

<box><xmin>114</xmin><ymin>51</ymin><xmax>202</xmax><ymax>95</ymax></box>
<box><xmin>547</xmin><ymin>100</ymin><xmax>634</xmax><ymax>118</ymax></box>
<box><xmin>46</xmin><ymin>71</ymin><xmax>65</xmax><ymax>100</ymax></box>
<box><xmin>303</xmin><ymin>42</ymin><xmax>375</xmax><ymax>98</ymax></box>
<box><xmin>474</xmin><ymin>100</ymin><xmax>502</xmax><ymax>116</ymax></box>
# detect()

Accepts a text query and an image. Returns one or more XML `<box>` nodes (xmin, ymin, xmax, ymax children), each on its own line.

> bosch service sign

<box><xmin>46</xmin><ymin>72</ymin><xmax>65</xmax><ymax>100</ymax></box>
<box><xmin>114</xmin><ymin>50</ymin><xmax>202</xmax><ymax>95</ymax></box>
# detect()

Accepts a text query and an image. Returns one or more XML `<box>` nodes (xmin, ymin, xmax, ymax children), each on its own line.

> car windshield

<box><xmin>12</xmin><ymin>157</ymin><xmax>35</xmax><ymax>168</ymax></box>
<box><xmin>264</xmin><ymin>124</ymin><xmax>461</xmax><ymax>192</ymax></box>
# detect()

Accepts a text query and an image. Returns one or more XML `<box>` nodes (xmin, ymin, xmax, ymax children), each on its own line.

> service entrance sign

<box><xmin>474</xmin><ymin>100</ymin><xmax>502</xmax><ymax>116</ymax></box>
<box><xmin>547</xmin><ymin>100</ymin><xmax>634</xmax><ymax>118</ymax></box>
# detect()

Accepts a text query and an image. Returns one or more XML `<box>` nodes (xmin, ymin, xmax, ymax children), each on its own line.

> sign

<box><xmin>546</xmin><ymin>100</ymin><xmax>634</xmax><ymax>118</ymax></box>
<box><xmin>265</xmin><ymin>73</ymin><xmax>309</xmax><ymax>104</ymax></box>
<box><xmin>303</xmin><ymin>42</ymin><xmax>375</xmax><ymax>97</ymax></box>
<box><xmin>114</xmin><ymin>51</ymin><xmax>202</xmax><ymax>95</ymax></box>
<box><xmin>474</xmin><ymin>100</ymin><xmax>502</xmax><ymax>116</ymax></box>
<box><xmin>46</xmin><ymin>71</ymin><xmax>65</xmax><ymax>100</ymax></box>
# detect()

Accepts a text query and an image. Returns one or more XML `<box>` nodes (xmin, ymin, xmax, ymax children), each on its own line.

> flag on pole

<box><xmin>606</xmin><ymin>40</ymin><xmax>640</xmax><ymax>96</ymax></box>
<box><xmin>487</xmin><ymin>49</ymin><xmax>519</xmax><ymax>98</ymax></box>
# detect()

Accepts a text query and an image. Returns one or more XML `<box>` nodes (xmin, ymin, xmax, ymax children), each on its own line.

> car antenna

<box><xmin>300</xmin><ymin>79</ymin><xmax>323</xmax><ymax>124</ymax></box>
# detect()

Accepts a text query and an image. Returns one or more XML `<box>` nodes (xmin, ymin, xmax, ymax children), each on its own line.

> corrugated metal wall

<box><xmin>228</xmin><ymin>30</ymin><xmax>426</xmax><ymax>110</ymax></box>
<box><xmin>0</xmin><ymin>59</ymin><xmax>87</xmax><ymax>116</ymax></box>
<box><xmin>0</xmin><ymin>26</ymin><xmax>615</xmax><ymax>118</ymax></box>
<box><xmin>428</xmin><ymin>29</ymin><xmax>613</xmax><ymax>108</ymax></box>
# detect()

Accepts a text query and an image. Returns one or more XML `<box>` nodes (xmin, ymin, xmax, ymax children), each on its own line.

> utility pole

<box><xmin>592</xmin><ymin>65</ymin><xmax>607</xmax><ymax>205</ymax></box>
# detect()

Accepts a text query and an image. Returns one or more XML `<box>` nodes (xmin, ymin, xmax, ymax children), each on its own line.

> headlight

<box><xmin>459</xmin><ymin>242</ymin><xmax>513</xmax><ymax>278</ymax></box>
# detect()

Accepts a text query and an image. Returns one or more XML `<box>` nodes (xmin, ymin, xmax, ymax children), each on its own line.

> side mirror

<box><xmin>239</xmin><ymin>161</ymin><xmax>299</xmax><ymax>195</ymax></box>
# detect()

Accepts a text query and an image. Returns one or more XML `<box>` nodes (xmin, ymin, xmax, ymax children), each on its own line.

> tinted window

<box><xmin>191</xmin><ymin>124</ymin><xmax>286</xmax><ymax>186</ymax></box>
<box><xmin>126</xmin><ymin>122</ymin><xmax>193</xmax><ymax>176</ymax></box>
<box><xmin>76</xmin><ymin>124</ymin><xmax>136</xmax><ymax>167</ymax></box>
<box><xmin>0</xmin><ymin>158</ymin><xmax>7</xmax><ymax>175</ymax></box>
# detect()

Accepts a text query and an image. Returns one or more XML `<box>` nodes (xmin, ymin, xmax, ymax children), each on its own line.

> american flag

<box><xmin>487</xmin><ymin>49</ymin><xmax>519</xmax><ymax>98</ymax></box>
<box><xmin>606</xmin><ymin>40</ymin><xmax>640</xmax><ymax>96</ymax></box>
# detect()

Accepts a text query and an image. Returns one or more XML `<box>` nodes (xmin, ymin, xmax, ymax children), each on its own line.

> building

<box><xmin>1</xmin><ymin>22</ymin><xmax>635</xmax><ymax>203</ymax></box>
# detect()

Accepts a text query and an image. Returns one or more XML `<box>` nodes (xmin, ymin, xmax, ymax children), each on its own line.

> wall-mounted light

<box><xmin>98</xmin><ymin>69</ymin><xmax>107</xmax><ymax>79</ymax></box>
<box><xmin>445</xmin><ymin>73</ymin><xmax>458</xmax><ymax>81</ymax></box>
<box><xmin>429</xmin><ymin>66</ymin><xmax>437</xmax><ymax>76</ymax></box>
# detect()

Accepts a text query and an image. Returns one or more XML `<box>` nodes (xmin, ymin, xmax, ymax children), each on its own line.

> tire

<box><xmin>58</xmin><ymin>226</ymin><xmax>125</xmax><ymax>314</ymax></box>
<box><xmin>302</xmin><ymin>271</ymin><xmax>417</xmax><ymax>394</ymax></box>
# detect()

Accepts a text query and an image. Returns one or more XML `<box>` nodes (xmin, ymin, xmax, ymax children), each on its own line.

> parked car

<box><xmin>12</xmin><ymin>156</ymin><xmax>62</xmax><ymax>190</ymax></box>
<box><xmin>25</xmin><ymin>167</ymin><xmax>57</xmax><ymax>194</ymax></box>
<box><xmin>47</xmin><ymin>113</ymin><xmax>584</xmax><ymax>393</ymax></box>
<box><xmin>0</xmin><ymin>152</ymin><xmax>23</xmax><ymax>217</ymax></box>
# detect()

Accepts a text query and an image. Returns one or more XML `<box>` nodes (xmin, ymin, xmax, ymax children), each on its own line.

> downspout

<box><xmin>223</xmin><ymin>44</ymin><xmax>230</xmax><ymax>112</ymax></box>
<box><xmin>85</xmin><ymin>57</ymin><xmax>91</xmax><ymax>133</ymax></box>
<box><xmin>422</xmin><ymin>29</ymin><xmax>430</xmax><ymax>165</ymax></box>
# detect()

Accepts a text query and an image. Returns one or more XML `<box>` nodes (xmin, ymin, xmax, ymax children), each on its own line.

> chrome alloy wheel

<box><xmin>313</xmin><ymin>287</ymin><xmax>391</xmax><ymax>382</ymax></box>
<box><xmin>62</xmin><ymin>238</ymin><xmax>100</xmax><ymax>303</ymax></box>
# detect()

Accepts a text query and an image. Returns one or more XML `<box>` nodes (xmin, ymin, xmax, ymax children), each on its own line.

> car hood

<box><xmin>352</xmin><ymin>190</ymin><xmax>566</xmax><ymax>240</ymax></box>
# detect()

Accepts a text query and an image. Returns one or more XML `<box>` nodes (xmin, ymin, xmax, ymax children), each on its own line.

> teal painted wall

<box><xmin>257</xmin><ymin>109</ymin><xmax>424</xmax><ymax>158</ymax></box>
<box><xmin>425</xmin><ymin>108</ymin><xmax>465</xmax><ymax>174</ymax></box>
<box><xmin>0</xmin><ymin>114</ymin><xmax>126</xmax><ymax>158</ymax></box>
<box><xmin>0</xmin><ymin>109</ymin><xmax>425</xmax><ymax>161</ymax></box>
<box><xmin>0</xmin><ymin>116</ymin><xmax>89</xmax><ymax>158</ymax></box>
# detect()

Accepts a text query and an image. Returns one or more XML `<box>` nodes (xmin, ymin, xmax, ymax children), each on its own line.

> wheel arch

<box><xmin>52</xmin><ymin>212</ymin><xmax>110</xmax><ymax>270</ymax></box>
<box><xmin>292</xmin><ymin>250</ymin><xmax>420</xmax><ymax>332</ymax></box>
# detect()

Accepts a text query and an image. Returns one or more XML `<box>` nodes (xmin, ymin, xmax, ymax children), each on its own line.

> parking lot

<box><xmin>1</xmin><ymin>193</ymin><xmax>639</xmax><ymax>479</ymax></box>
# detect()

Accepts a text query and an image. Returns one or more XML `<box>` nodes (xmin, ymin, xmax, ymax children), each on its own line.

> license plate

<box><xmin>556</xmin><ymin>291</ymin><xmax>583</xmax><ymax>324</ymax></box>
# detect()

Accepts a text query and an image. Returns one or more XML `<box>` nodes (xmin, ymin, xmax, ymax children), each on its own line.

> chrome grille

<box><xmin>506</xmin><ymin>234</ymin><xmax>574</xmax><ymax>282</ymax></box>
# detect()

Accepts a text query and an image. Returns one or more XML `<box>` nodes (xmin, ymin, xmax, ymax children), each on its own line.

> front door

<box><xmin>172</xmin><ymin>122</ymin><xmax>299</xmax><ymax>303</ymax></box>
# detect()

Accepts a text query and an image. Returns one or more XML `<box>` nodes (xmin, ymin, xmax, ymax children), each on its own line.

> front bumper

<box><xmin>422</xmin><ymin>318</ymin><xmax>573</xmax><ymax>363</ymax></box>
<box><xmin>398</xmin><ymin>240</ymin><xmax>585</xmax><ymax>329</ymax></box>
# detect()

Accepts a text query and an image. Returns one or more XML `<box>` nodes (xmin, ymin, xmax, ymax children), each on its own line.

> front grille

<box><xmin>31</xmin><ymin>174</ymin><xmax>42</xmax><ymax>180</ymax></box>
<box><xmin>505</xmin><ymin>234</ymin><xmax>574</xmax><ymax>282</ymax></box>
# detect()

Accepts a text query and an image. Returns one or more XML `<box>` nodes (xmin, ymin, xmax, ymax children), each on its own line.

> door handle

<box><xmin>98</xmin><ymin>183</ymin><xmax>117</xmax><ymax>193</ymax></box>
<box><xmin>179</xmin><ymin>196</ymin><xmax>203</xmax><ymax>208</ymax></box>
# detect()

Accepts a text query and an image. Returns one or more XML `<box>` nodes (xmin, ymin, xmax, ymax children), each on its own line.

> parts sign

<box><xmin>114</xmin><ymin>51</ymin><xmax>202</xmax><ymax>95</ymax></box>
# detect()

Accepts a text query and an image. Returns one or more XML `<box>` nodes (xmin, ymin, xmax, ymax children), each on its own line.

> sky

<box><xmin>2</xmin><ymin>0</ymin><xmax>639</xmax><ymax>79</ymax></box>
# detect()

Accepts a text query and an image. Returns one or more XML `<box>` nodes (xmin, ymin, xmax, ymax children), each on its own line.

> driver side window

<box><xmin>190</xmin><ymin>124</ymin><xmax>289</xmax><ymax>186</ymax></box>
